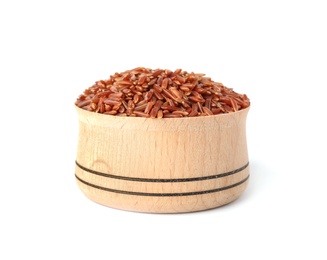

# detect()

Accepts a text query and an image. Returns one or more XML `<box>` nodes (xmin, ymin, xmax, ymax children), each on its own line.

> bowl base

<box><xmin>76</xmin><ymin>176</ymin><xmax>249</xmax><ymax>213</ymax></box>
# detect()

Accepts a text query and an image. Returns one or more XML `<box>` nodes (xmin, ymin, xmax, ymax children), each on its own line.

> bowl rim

<box><xmin>75</xmin><ymin>105</ymin><xmax>250</xmax><ymax>122</ymax></box>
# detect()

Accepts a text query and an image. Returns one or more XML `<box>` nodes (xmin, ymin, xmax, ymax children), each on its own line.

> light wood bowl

<box><xmin>75</xmin><ymin>107</ymin><xmax>250</xmax><ymax>213</ymax></box>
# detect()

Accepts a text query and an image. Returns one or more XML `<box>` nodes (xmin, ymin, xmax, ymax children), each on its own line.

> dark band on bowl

<box><xmin>75</xmin><ymin>174</ymin><xmax>249</xmax><ymax>197</ymax></box>
<box><xmin>75</xmin><ymin>161</ymin><xmax>249</xmax><ymax>183</ymax></box>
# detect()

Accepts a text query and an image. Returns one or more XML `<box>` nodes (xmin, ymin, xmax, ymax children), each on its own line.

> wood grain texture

<box><xmin>75</xmin><ymin>107</ymin><xmax>250</xmax><ymax>213</ymax></box>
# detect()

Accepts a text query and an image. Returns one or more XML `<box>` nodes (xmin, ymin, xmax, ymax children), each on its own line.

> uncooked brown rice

<box><xmin>75</xmin><ymin>67</ymin><xmax>250</xmax><ymax>118</ymax></box>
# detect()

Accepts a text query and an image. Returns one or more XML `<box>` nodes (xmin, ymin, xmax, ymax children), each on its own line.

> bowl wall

<box><xmin>75</xmin><ymin>107</ymin><xmax>250</xmax><ymax>213</ymax></box>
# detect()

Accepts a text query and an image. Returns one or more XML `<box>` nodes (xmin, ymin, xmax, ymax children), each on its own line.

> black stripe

<box><xmin>75</xmin><ymin>174</ymin><xmax>249</xmax><ymax>197</ymax></box>
<box><xmin>75</xmin><ymin>161</ymin><xmax>249</xmax><ymax>183</ymax></box>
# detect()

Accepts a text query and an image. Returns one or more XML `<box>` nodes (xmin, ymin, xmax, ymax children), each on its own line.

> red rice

<box><xmin>75</xmin><ymin>67</ymin><xmax>250</xmax><ymax>118</ymax></box>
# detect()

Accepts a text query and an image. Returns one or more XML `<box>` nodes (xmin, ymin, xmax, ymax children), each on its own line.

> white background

<box><xmin>1</xmin><ymin>0</ymin><xmax>326</xmax><ymax>259</ymax></box>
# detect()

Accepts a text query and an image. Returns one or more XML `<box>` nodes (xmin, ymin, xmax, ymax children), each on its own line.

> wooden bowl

<box><xmin>75</xmin><ymin>107</ymin><xmax>250</xmax><ymax>213</ymax></box>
